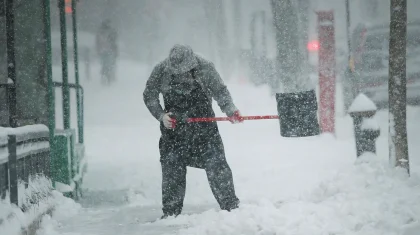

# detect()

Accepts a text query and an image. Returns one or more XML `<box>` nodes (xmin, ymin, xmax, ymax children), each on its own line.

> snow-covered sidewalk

<box><xmin>35</xmin><ymin>61</ymin><xmax>420</xmax><ymax>235</ymax></box>
<box><xmin>161</xmin><ymin>153</ymin><xmax>420</xmax><ymax>235</ymax></box>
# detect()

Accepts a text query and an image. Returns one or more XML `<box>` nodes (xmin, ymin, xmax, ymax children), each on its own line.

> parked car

<box><xmin>342</xmin><ymin>22</ymin><xmax>420</xmax><ymax>110</ymax></box>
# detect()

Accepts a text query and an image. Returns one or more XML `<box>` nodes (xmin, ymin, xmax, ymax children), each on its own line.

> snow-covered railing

<box><xmin>0</xmin><ymin>125</ymin><xmax>51</xmax><ymax>207</ymax></box>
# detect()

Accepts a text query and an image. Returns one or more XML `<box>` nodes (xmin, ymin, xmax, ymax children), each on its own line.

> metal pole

<box><xmin>71</xmin><ymin>0</ymin><xmax>83</xmax><ymax>143</ymax></box>
<box><xmin>389</xmin><ymin>0</ymin><xmax>409</xmax><ymax>173</ymax></box>
<box><xmin>233</xmin><ymin>0</ymin><xmax>242</xmax><ymax>44</ymax></box>
<box><xmin>233</xmin><ymin>0</ymin><xmax>242</xmax><ymax>59</ymax></box>
<box><xmin>261</xmin><ymin>11</ymin><xmax>267</xmax><ymax>57</ymax></box>
<box><xmin>8</xmin><ymin>135</ymin><xmax>18</xmax><ymax>205</ymax></box>
<box><xmin>43</xmin><ymin>0</ymin><xmax>55</xmax><ymax>188</ymax></box>
<box><xmin>58</xmin><ymin>0</ymin><xmax>70</xmax><ymax>130</ymax></box>
<box><xmin>250</xmin><ymin>12</ymin><xmax>256</xmax><ymax>54</ymax></box>
<box><xmin>5</xmin><ymin>0</ymin><xmax>17</xmax><ymax>128</ymax></box>
<box><xmin>345</xmin><ymin>0</ymin><xmax>351</xmax><ymax>62</ymax></box>
<box><xmin>43</xmin><ymin>0</ymin><xmax>55</xmax><ymax>142</ymax></box>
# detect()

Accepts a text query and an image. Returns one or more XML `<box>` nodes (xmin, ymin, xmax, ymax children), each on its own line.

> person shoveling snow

<box><xmin>143</xmin><ymin>44</ymin><xmax>243</xmax><ymax>219</ymax></box>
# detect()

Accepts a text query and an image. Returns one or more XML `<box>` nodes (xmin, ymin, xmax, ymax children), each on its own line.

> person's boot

<box><xmin>160</xmin><ymin>212</ymin><xmax>180</xmax><ymax>220</ymax></box>
<box><xmin>221</xmin><ymin>198</ymin><xmax>240</xmax><ymax>212</ymax></box>
<box><xmin>226</xmin><ymin>203</ymin><xmax>239</xmax><ymax>212</ymax></box>
<box><xmin>160</xmin><ymin>207</ymin><xmax>182</xmax><ymax>219</ymax></box>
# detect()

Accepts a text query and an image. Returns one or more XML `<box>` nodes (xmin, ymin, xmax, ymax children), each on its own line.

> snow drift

<box><xmin>157</xmin><ymin>153</ymin><xmax>420</xmax><ymax>235</ymax></box>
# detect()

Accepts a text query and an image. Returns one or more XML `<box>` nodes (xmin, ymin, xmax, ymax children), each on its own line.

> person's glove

<box><xmin>229</xmin><ymin>110</ymin><xmax>243</xmax><ymax>124</ymax></box>
<box><xmin>172</xmin><ymin>112</ymin><xmax>189</xmax><ymax>125</ymax></box>
<box><xmin>162</xmin><ymin>112</ymin><xmax>176</xmax><ymax>129</ymax></box>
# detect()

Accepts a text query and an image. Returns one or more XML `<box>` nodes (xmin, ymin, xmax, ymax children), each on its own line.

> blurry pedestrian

<box><xmin>96</xmin><ymin>19</ymin><xmax>118</xmax><ymax>84</ymax></box>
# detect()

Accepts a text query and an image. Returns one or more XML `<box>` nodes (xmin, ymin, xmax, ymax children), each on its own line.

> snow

<box><xmin>348</xmin><ymin>93</ymin><xmax>378</xmax><ymax>113</ymax></box>
<box><xmin>0</xmin><ymin>125</ymin><xmax>52</xmax><ymax>235</ymax></box>
<box><xmin>4</xmin><ymin>1</ymin><xmax>420</xmax><ymax>233</ymax></box>
<box><xmin>404</xmin><ymin>224</ymin><xmax>420</xmax><ymax>235</ymax></box>
<box><xmin>0</xmin><ymin>124</ymin><xmax>49</xmax><ymax>136</ymax></box>
<box><xmin>166</xmin><ymin>153</ymin><xmax>420</xmax><ymax>235</ymax></box>
<box><xmin>361</xmin><ymin>117</ymin><xmax>380</xmax><ymax>130</ymax></box>
<box><xmin>55</xmin><ymin>182</ymin><xmax>74</xmax><ymax>193</ymax></box>
<box><xmin>0</xmin><ymin>199</ymin><xmax>23</xmax><ymax>235</ymax></box>
<box><xmin>30</xmin><ymin>60</ymin><xmax>420</xmax><ymax>235</ymax></box>
<box><xmin>0</xmin><ymin>177</ymin><xmax>69</xmax><ymax>235</ymax></box>
<box><xmin>34</xmin><ymin>191</ymin><xmax>81</xmax><ymax>235</ymax></box>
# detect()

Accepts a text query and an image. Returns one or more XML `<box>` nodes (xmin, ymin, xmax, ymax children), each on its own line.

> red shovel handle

<box><xmin>187</xmin><ymin>115</ymin><xmax>279</xmax><ymax>123</ymax></box>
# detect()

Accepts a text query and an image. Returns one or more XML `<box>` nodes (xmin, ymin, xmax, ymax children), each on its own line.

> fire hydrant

<box><xmin>348</xmin><ymin>93</ymin><xmax>380</xmax><ymax>157</ymax></box>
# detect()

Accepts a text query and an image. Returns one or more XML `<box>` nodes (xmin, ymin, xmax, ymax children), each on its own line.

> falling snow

<box><xmin>1</xmin><ymin>0</ymin><xmax>420</xmax><ymax>235</ymax></box>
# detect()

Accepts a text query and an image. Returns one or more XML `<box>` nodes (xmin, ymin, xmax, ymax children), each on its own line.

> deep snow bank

<box><xmin>0</xmin><ymin>190</ymin><xmax>77</xmax><ymax>235</ymax></box>
<box><xmin>33</xmin><ymin>192</ymin><xmax>81</xmax><ymax>235</ymax></box>
<box><xmin>155</xmin><ymin>153</ymin><xmax>420</xmax><ymax>235</ymax></box>
<box><xmin>0</xmin><ymin>199</ymin><xmax>23</xmax><ymax>235</ymax></box>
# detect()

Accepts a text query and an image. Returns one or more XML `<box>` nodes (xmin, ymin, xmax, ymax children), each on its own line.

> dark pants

<box><xmin>100</xmin><ymin>53</ymin><xmax>116</xmax><ymax>83</ymax></box>
<box><xmin>159</xmin><ymin>130</ymin><xmax>239</xmax><ymax>216</ymax></box>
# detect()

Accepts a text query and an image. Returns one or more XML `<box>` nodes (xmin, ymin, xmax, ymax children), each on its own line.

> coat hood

<box><xmin>166</xmin><ymin>44</ymin><xmax>199</xmax><ymax>75</ymax></box>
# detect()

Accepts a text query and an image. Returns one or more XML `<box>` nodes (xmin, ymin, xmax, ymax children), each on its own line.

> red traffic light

<box><xmin>65</xmin><ymin>0</ymin><xmax>72</xmax><ymax>14</ymax></box>
<box><xmin>307</xmin><ymin>40</ymin><xmax>320</xmax><ymax>52</ymax></box>
<box><xmin>65</xmin><ymin>6</ymin><xmax>72</xmax><ymax>13</ymax></box>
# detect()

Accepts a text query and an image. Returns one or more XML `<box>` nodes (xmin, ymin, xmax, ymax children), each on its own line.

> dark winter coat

<box><xmin>96</xmin><ymin>26</ymin><xmax>118</xmax><ymax>57</ymax></box>
<box><xmin>143</xmin><ymin>53</ymin><xmax>238</xmax><ymax>122</ymax></box>
<box><xmin>143</xmin><ymin>45</ymin><xmax>237</xmax><ymax>168</ymax></box>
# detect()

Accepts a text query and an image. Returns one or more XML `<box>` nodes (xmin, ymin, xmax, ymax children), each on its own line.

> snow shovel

<box><xmin>187</xmin><ymin>115</ymin><xmax>279</xmax><ymax>123</ymax></box>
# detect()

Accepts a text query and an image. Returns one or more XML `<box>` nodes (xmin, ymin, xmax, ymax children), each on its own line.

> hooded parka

<box><xmin>143</xmin><ymin>45</ymin><xmax>240</xmax><ymax>217</ymax></box>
